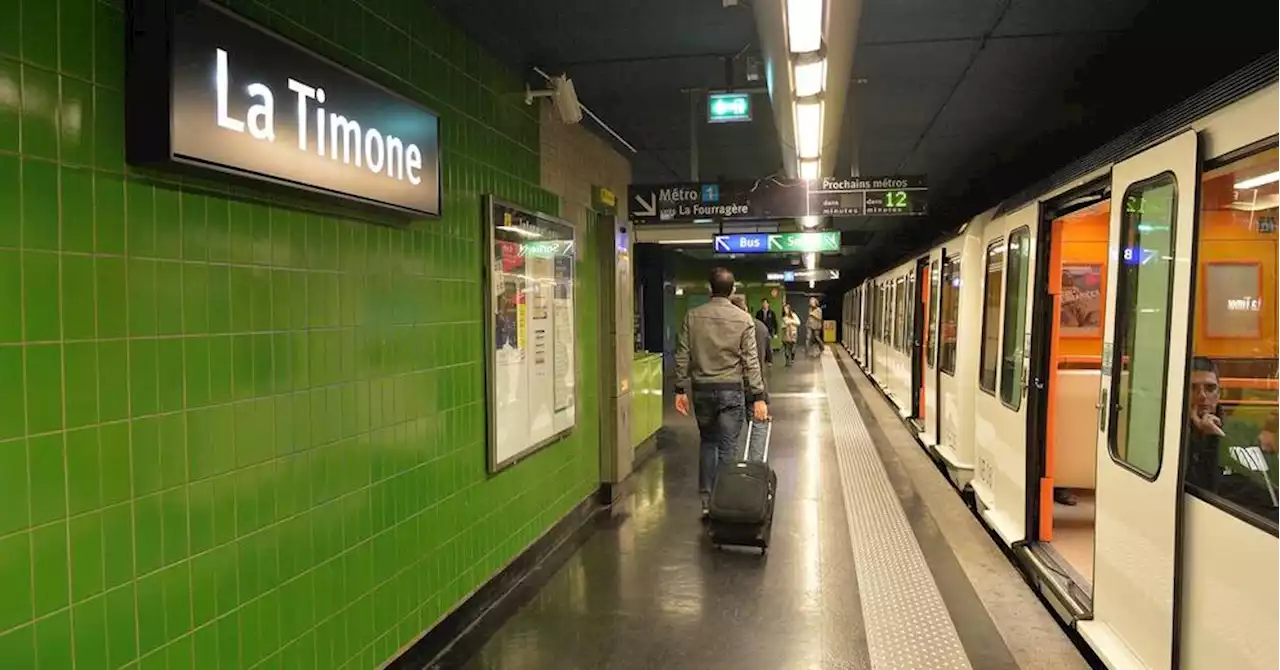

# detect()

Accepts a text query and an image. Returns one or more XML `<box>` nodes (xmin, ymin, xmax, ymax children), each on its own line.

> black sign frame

<box><xmin>125</xmin><ymin>0</ymin><xmax>442</xmax><ymax>218</ymax></box>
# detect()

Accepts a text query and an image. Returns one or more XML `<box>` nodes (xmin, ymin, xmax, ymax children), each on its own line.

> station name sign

<box><xmin>125</xmin><ymin>0</ymin><xmax>441</xmax><ymax>217</ymax></box>
<box><xmin>628</xmin><ymin>175</ymin><xmax>926</xmax><ymax>222</ymax></box>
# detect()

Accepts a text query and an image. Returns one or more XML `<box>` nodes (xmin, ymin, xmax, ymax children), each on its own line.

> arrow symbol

<box><xmin>714</xmin><ymin>237</ymin><xmax>730</xmax><ymax>252</ymax></box>
<box><xmin>562</xmin><ymin>241</ymin><xmax>574</xmax><ymax>256</ymax></box>
<box><xmin>768</xmin><ymin>235</ymin><xmax>783</xmax><ymax>251</ymax></box>
<box><xmin>633</xmin><ymin>194</ymin><xmax>656</xmax><ymax>217</ymax></box>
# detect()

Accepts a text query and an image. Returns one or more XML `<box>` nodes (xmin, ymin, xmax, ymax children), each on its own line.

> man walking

<box><xmin>755</xmin><ymin>299</ymin><xmax>779</xmax><ymax>340</ymax></box>
<box><xmin>732</xmin><ymin>294</ymin><xmax>772</xmax><ymax>462</ymax></box>
<box><xmin>675</xmin><ymin>268</ymin><xmax>769</xmax><ymax>517</ymax></box>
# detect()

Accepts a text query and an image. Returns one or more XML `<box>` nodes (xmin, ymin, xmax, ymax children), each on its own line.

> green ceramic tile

<box><xmin>93</xmin><ymin>2</ymin><xmax>125</xmax><ymax>88</ymax></box>
<box><xmin>96</xmin><ymin>340</ymin><xmax>128</xmax><ymax>423</ymax></box>
<box><xmin>136</xmin><ymin>569</ymin><xmax>165</xmax><ymax>656</ymax></box>
<box><xmin>94</xmin><ymin>170</ymin><xmax>126</xmax><ymax>254</ymax></box>
<box><xmin>208</xmin><ymin>335</ymin><xmax>232</xmax><ymax>404</ymax></box>
<box><xmin>21</xmin><ymin>159</ymin><xmax>59</xmax><ymax>251</ymax></box>
<box><xmin>31</xmin><ymin>520</ymin><xmax>69</xmax><ymax>616</ymax></box>
<box><xmin>0</xmin><ymin>154</ymin><xmax>18</xmax><ymax>248</ymax></box>
<box><xmin>157</xmin><ymin>412</ymin><xmax>185</xmax><ymax>488</ymax></box>
<box><xmin>161</xmin><ymin>487</ymin><xmax>189</xmax><ymax>566</ymax></box>
<box><xmin>23</xmin><ymin>251</ymin><xmax>60</xmax><ymax>340</ymax></box>
<box><xmin>0</xmin><ymin>251</ymin><xmax>19</xmax><ymax>343</ymax></box>
<box><xmin>21</xmin><ymin>0</ymin><xmax>58</xmax><ymax>69</ymax></box>
<box><xmin>61</xmin><ymin>253</ymin><xmax>96</xmax><ymax>339</ymax></box>
<box><xmin>126</xmin><ymin>181</ymin><xmax>155</xmax><ymax>257</ymax></box>
<box><xmin>156</xmin><ymin>337</ymin><xmax>184</xmax><ymax>412</ymax></box>
<box><xmin>72</xmin><ymin>595</ymin><xmax>110</xmax><ymax>670</ymax></box>
<box><xmin>104</xmin><ymin>584</ymin><xmax>138</xmax><ymax>668</ymax></box>
<box><xmin>134</xmin><ymin>492</ymin><xmax>163</xmax><ymax>577</ymax></box>
<box><xmin>128</xmin><ymin>258</ymin><xmax>157</xmax><ymax>336</ymax></box>
<box><xmin>64</xmin><ymin>341</ymin><xmax>98</xmax><ymax>428</ymax></box>
<box><xmin>69</xmin><ymin>510</ymin><xmax>105</xmax><ymax>602</ymax></box>
<box><xmin>25</xmin><ymin>344</ymin><xmax>63</xmax><ymax>435</ymax></box>
<box><xmin>0</xmin><ymin>531</ymin><xmax>33</xmax><ymax>631</ymax></box>
<box><xmin>20</xmin><ymin>66</ymin><xmax>58</xmax><ymax>160</ymax></box>
<box><xmin>129</xmin><ymin>337</ymin><xmax>158</xmax><ymax>417</ymax></box>
<box><xmin>0</xmin><ymin>58</ymin><xmax>18</xmax><ymax>152</ymax></box>
<box><xmin>101</xmin><ymin>502</ymin><xmax>134</xmax><ymax>589</ymax></box>
<box><xmin>131</xmin><ymin>415</ymin><xmax>161</xmax><ymax>496</ymax></box>
<box><xmin>59</xmin><ymin>0</ymin><xmax>94</xmax><ymax>78</ymax></box>
<box><xmin>93</xmin><ymin>86</ymin><xmax>125</xmax><ymax>170</ymax></box>
<box><xmin>60</xmin><ymin>76</ymin><xmax>94</xmax><ymax>166</ymax></box>
<box><xmin>65</xmin><ymin>426</ymin><xmax>101</xmax><ymax>515</ymax></box>
<box><xmin>34</xmin><ymin>607</ymin><xmax>73</xmax><ymax>670</ymax></box>
<box><xmin>156</xmin><ymin>262</ymin><xmax>184</xmax><ymax>336</ymax></box>
<box><xmin>60</xmin><ymin>166</ymin><xmax>95</xmax><ymax>252</ymax></box>
<box><xmin>97</xmin><ymin>423</ymin><xmax>130</xmax><ymax>506</ymax></box>
<box><xmin>154</xmin><ymin>188</ymin><xmax>181</xmax><ymax>260</ymax></box>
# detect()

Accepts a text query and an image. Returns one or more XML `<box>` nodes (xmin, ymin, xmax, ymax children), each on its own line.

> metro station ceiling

<box><xmin>429</xmin><ymin>0</ymin><xmax>1279</xmax><ymax>290</ymax></box>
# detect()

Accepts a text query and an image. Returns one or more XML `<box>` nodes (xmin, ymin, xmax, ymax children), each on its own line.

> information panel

<box><xmin>628</xmin><ymin>175</ymin><xmax>926</xmax><ymax>222</ymax></box>
<box><xmin>484</xmin><ymin>196</ymin><xmax>577</xmax><ymax>472</ymax></box>
<box><xmin>712</xmin><ymin>231</ymin><xmax>841</xmax><ymax>254</ymax></box>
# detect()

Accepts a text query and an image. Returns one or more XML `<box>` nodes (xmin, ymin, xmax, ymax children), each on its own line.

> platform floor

<box><xmin>449</xmin><ymin>351</ymin><xmax>1087</xmax><ymax>670</ymax></box>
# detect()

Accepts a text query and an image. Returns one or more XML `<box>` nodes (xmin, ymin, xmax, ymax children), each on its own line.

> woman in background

<box><xmin>781</xmin><ymin>304</ymin><xmax>800</xmax><ymax>366</ymax></box>
<box><xmin>807</xmin><ymin>297</ymin><xmax>824</xmax><ymax>357</ymax></box>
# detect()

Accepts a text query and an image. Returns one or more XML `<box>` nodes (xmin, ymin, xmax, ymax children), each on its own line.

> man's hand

<box><xmin>1191</xmin><ymin>410</ymin><xmax>1225</xmax><ymax>437</ymax></box>
<box><xmin>675</xmin><ymin>393</ymin><xmax>690</xmax><ymax>416</ymax></box>
<box><xmin>753</xmin><ymin>400</ymin><xmax>768</xmax><ymax>422</ymax></box>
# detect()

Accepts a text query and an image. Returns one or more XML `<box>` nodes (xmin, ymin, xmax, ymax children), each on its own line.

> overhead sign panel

<box><xmin>126</xmin><ymin>0</ymin><xmax>442</xmax><ymax>216</ymax></box>
<box><xmin>767</xmin><ymin>269</ymin><xmax>841</xmax><ymax>282</ymax></box>
<box><xmin>712</xmin><ymin>232</ymin><xmax>840</xmax><ymax>255</ymax></box>
<box><xmin>708</xmin><ymin>92</ymin><xmax>752</xmax><ymax>123</ymax></box>
<box><xmin>628</xmin><ymin>175</ymin><xmax>926</xmax><ymax>222</ymax></box>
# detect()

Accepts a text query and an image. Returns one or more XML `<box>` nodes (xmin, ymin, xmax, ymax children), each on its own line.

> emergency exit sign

<box><xmin>708</xmin><ymin>92</ymin><xmax>751</xmax><ymax>123</ymax></box>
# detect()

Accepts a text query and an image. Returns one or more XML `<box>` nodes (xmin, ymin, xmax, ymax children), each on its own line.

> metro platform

<box><xmin>420</xmin><ymin>350</ymin><xmax>1089</xmax><ymax>669</ymax></box>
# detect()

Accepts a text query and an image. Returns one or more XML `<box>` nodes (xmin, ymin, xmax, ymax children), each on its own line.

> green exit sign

<box><xmin>708</xmin><ymin>92</ymin><xmax>752</xmax><ymax>124</ymax></box>
<box><xmin>771</xmin><ymin>231</ymin><xmax>840</xmax><ymax>253</ymax></box>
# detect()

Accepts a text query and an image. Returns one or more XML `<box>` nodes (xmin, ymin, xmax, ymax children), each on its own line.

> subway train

<box><xmin>840</xmin><ymin>57</ymin><xmax>1278</xmax><ymax>670</ymax></box>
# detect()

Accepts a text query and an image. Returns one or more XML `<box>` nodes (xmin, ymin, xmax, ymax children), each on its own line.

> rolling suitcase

<box><xmin>708</xmin><ymin>419</ymin><xmax>776</xmax><ymax>554</ymax></box>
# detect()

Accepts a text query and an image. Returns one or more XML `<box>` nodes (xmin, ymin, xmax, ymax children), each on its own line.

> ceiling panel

<box><xmin>993</xmin><ymin>0</ymin><xmax>1150</xmax><ymax>35</ymax></box>
<box><xmin>857</xmin><ymin>0</ymin><xmax>1004</xmax><ymax>44</ymax></box>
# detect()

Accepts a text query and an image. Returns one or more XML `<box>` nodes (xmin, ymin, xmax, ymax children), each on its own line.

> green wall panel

<box><xmin>0</xmin><ymin>0</ymin><xmax>602</xmax><ymax>668</ymax></box>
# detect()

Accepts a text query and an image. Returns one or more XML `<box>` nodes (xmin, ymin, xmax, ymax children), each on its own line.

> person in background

<box><xmin>733</xmin><ymin>295</ymin><xmax>772</xmax><ymax>461</ymax></box>
<box><xmin>806</xmin><ymin>296</ymin><xmax>824</xmax><ymax>356</ymax></box>
<box><xmin>1186</xmin><ymin>356</ymin><xmax>1226</xmax><ymax>489</ymax></box>
<box><xmin>781</xmin><ymin>303</ymin><xmax>801</xmax><ymax>366</ymax></box>
<box><xmin>756</xmin><ymin>299</ymin><xmax>779</xmax><ymax>341</ymax></box>
<box><xmin>674</xmin><ymin>268</ymin><xmax>769</xmax><ymax>518</ymax></box>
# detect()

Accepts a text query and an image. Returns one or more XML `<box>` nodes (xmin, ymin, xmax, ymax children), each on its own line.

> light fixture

<box><xmin>497</xmin><ymin>226</ymin><xmax>542</xmax><ymax>238</ymax></box>
<box><xmin>799</xmin><ymin>215</ymin><xmax>821</xmax><ymax>229</ymax></box>
<box><xmin>657</xmin><ymin>238</ymin><xmax>712</xmax><ymax>245</ymax></box>
<box><xmin>795</xmin><ymin>100</ymin><xmax>822</xmax><ymax>159</ymax></box>
<box><xmin>808</xmin><ymin>280</ymin><xmax>815</xmax><ymax>289</ymax></box>
<box><xmin>786</xmin><ymin>0</ymin><xmax>824</xmax><ymax>54</ymax></box>
<box><xmin>1234</xmin><ymin>171</ymin><xmax>1280</xmax><ymax>190</ymax></box>
<box><xmin>799</xmin><ymin>159</ymin><xmax>819</xmax><ymax>181</ymax></box>
<box><xmin>803</xmin><ymin>252</ymin><xmax>817</xmax><ymax>270</ymax></box>
<box><xmin>793</xmin><ymin>57</ymin><xmax>826</xmax><ymax>98</ymax></box>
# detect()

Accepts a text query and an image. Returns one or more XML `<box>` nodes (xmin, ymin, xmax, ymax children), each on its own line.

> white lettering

<box><xmin>315</xmin><ymin>89</ymin><xmax>327</xmax><ymax>156</ymax></box>
<box><xmin>384</xmin><ymin>136</ymin><xmax>403</xmax><ymax>179</ymax></box>
<box><xmin>365</xmin><ymin>127</ymin><xmax>385</xmax><ymax>174</ymax></box>
<box><xmin>330</xmin><ymin>114</ymin><xmax>362</xmax><ymax>166</ymax></box>
<box><xmin>288</xmin><ymin>78</ymin><xmax>314</xmax><ymax>150</ymax></box>
<box><xmin>245</xmin><ymin>83</ymin><xmax>275</xmax><ymax>141</ymax></box>
<box><xmin>406</xmin><ymin>144</ymin><xmax>422</xmax><ymax>185</ymax></box>
<box><xmin>215</xmin><ymin>49</ymin><xmax>245</xmax><ymax>133</ymax></box>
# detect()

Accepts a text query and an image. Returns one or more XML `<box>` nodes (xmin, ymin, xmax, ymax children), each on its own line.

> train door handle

<box><xmin>1096</xmin><ymin>388</ymin><xmax>1110</xmax><ymax>432</ymax></box>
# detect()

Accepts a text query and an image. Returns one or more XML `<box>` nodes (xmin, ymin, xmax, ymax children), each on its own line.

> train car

<box><xmin>843</xmin><ymin>56</ymin><xmax>1278</xmax><ymax>670</ymax></box>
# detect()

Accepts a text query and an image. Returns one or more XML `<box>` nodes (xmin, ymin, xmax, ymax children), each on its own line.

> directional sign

<box><xmin>712</xmin><ymin>232</ymin><xmax>839</xmax><ymax>255</ymax></box>
<box><xmin>628</xmin><ymin>175</ymin><xmax>926</xmax><ymax>222</ymax></box>
<box><xmin>767</xmin><ymin>269</ymin><xmax>841</xmax><ymax>282</ymax></box>
<box><xmin>708</xmin><ymin>92</ymin><xmax>751</xmax><ymax>123</ymax></box>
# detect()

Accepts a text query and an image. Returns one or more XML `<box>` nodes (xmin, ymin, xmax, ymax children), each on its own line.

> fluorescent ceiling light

<box><xmin>1227</xmin><ymin>194</ymin><xmax>1280</xmax><ymax>212</ymax></box>
<box><xmin>1234</xmin><ymin>171</ymin><xmax>1280</xmax><ymax>190</ymax></box>
<box><xmin>799</xmin><ymin>159</ymin><xmax>820</xmax><ymax>181</ymax></box>
<box><xmin>692</xmin><ymin>218</ymin><xmax>714</xmax><ymax>223</ymax></box>
<box><xmin>809</xmin><ymin>280</ymin><xmax>815</xmax><ymax>289</ymax></box>
<box><xmin>795</xmin><ymin>100</ymin><xmax>822</xmax><ymax>159</ymax></box>
<box><xmin>800</xmin><ymin>215</ymin><xmax>821</xmax><ymax>229</ymax></box>
<box><xmin>793</xmin><ymin>58</ymin><xmax>826</xmax><ymax>98</ymax></box>
<box><xmin>657</xmin><ymin>238</ymin><xmax>712</xmax><ymax>245</ymax></box>
<box><xmin>786</xmin><ymin>0</ymin><xmax>823</xmax><ymax>54</ymax></box>
<box><xmin>497</xmin><ymin>226</ymin><xmax>542</xmax><ymax>238</ymax></box>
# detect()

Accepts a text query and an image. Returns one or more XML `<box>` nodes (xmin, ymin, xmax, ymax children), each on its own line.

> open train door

<box><xmin>1077</xmin><ymin>130</ymin><xmax>1198</xmax><ymax>669</ymax></box>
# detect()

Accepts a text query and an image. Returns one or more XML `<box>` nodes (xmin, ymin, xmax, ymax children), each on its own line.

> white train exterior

<box><xmin>841</xmin><ymin>58</ymin><xmax>1278</xmax><ymax>670</ymax></box>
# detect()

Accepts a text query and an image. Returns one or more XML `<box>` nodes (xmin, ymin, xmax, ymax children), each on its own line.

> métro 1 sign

<box><xmin>713</xmin><ymin>231</ymin><xmax>840</xmax><ymax>254</ymax></box>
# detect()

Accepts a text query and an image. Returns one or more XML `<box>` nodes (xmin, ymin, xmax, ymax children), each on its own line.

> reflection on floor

<box><xmin>1050</xmin><ymin>489</ymin><xmax>1096</xmax><ymax>587</ymax></box>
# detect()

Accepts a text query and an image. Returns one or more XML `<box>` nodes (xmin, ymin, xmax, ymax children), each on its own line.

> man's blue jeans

<box><xmin>693</xmin><ymin>388</ymin><xmax>745</xmax><ymax>496</ymax></box>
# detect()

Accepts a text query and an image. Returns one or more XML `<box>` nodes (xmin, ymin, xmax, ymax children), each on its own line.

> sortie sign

<box><xmin>125</xmin><ymin>0</ymin><xmax>442</xmax><ymax>217</ymax></box>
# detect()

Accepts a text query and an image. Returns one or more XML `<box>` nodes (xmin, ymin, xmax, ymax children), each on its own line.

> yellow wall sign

<box><xmin>823</xmin><ymin>320</ymin><xmax>836</xmax><ymax>343</ymax></box>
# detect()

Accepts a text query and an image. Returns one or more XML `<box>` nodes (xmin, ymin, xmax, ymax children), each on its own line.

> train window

<box><xmin>1000</xmin><ymin>228</ymin><xmax>1032</xmax><ymax>409</ymax></box>
<box><xmin>927</xmin><ymin>260</ymin><xmax>939</xmax><ymax>368</ymax></box>
<box><xmin>905</xmin><ymin>273</ymin><xmax>916</xmax><ymax>352</ymax></box>
<box><xmin>978</xmin><ymin>238</ymin><xmax>1006</xmax><ymax>393</ymax></box>
<box><xmin>1109</xmin><ymin>173</ymin><xmax>1177</xmax><ymax>479</ymax></box>
<box><xmin>939</xmin><ymin>256</ymin><xmax>961</xmax><ymax>375</ymax></box>
<box><xmin>898</xmin><ymin>276</ymin><xmax>908</xmax><ymax>351</ymax></box>
<box><xmin>1184</xmin><ymin>146</ymin><xmax>1278</xmax><ymax>528</ymax></box>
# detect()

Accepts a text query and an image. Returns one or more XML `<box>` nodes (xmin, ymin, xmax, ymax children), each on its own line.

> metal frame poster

<box><xmin>484</xmin><ymin>196</ymin><xmax>577</xmax><ymax>472</ymax></box>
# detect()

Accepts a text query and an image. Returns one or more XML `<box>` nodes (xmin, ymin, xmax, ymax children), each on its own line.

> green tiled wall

<box><xmin>0</xmin><ymin>0</ymin><xmax>603</xmax><ymax>668</ymax></box>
